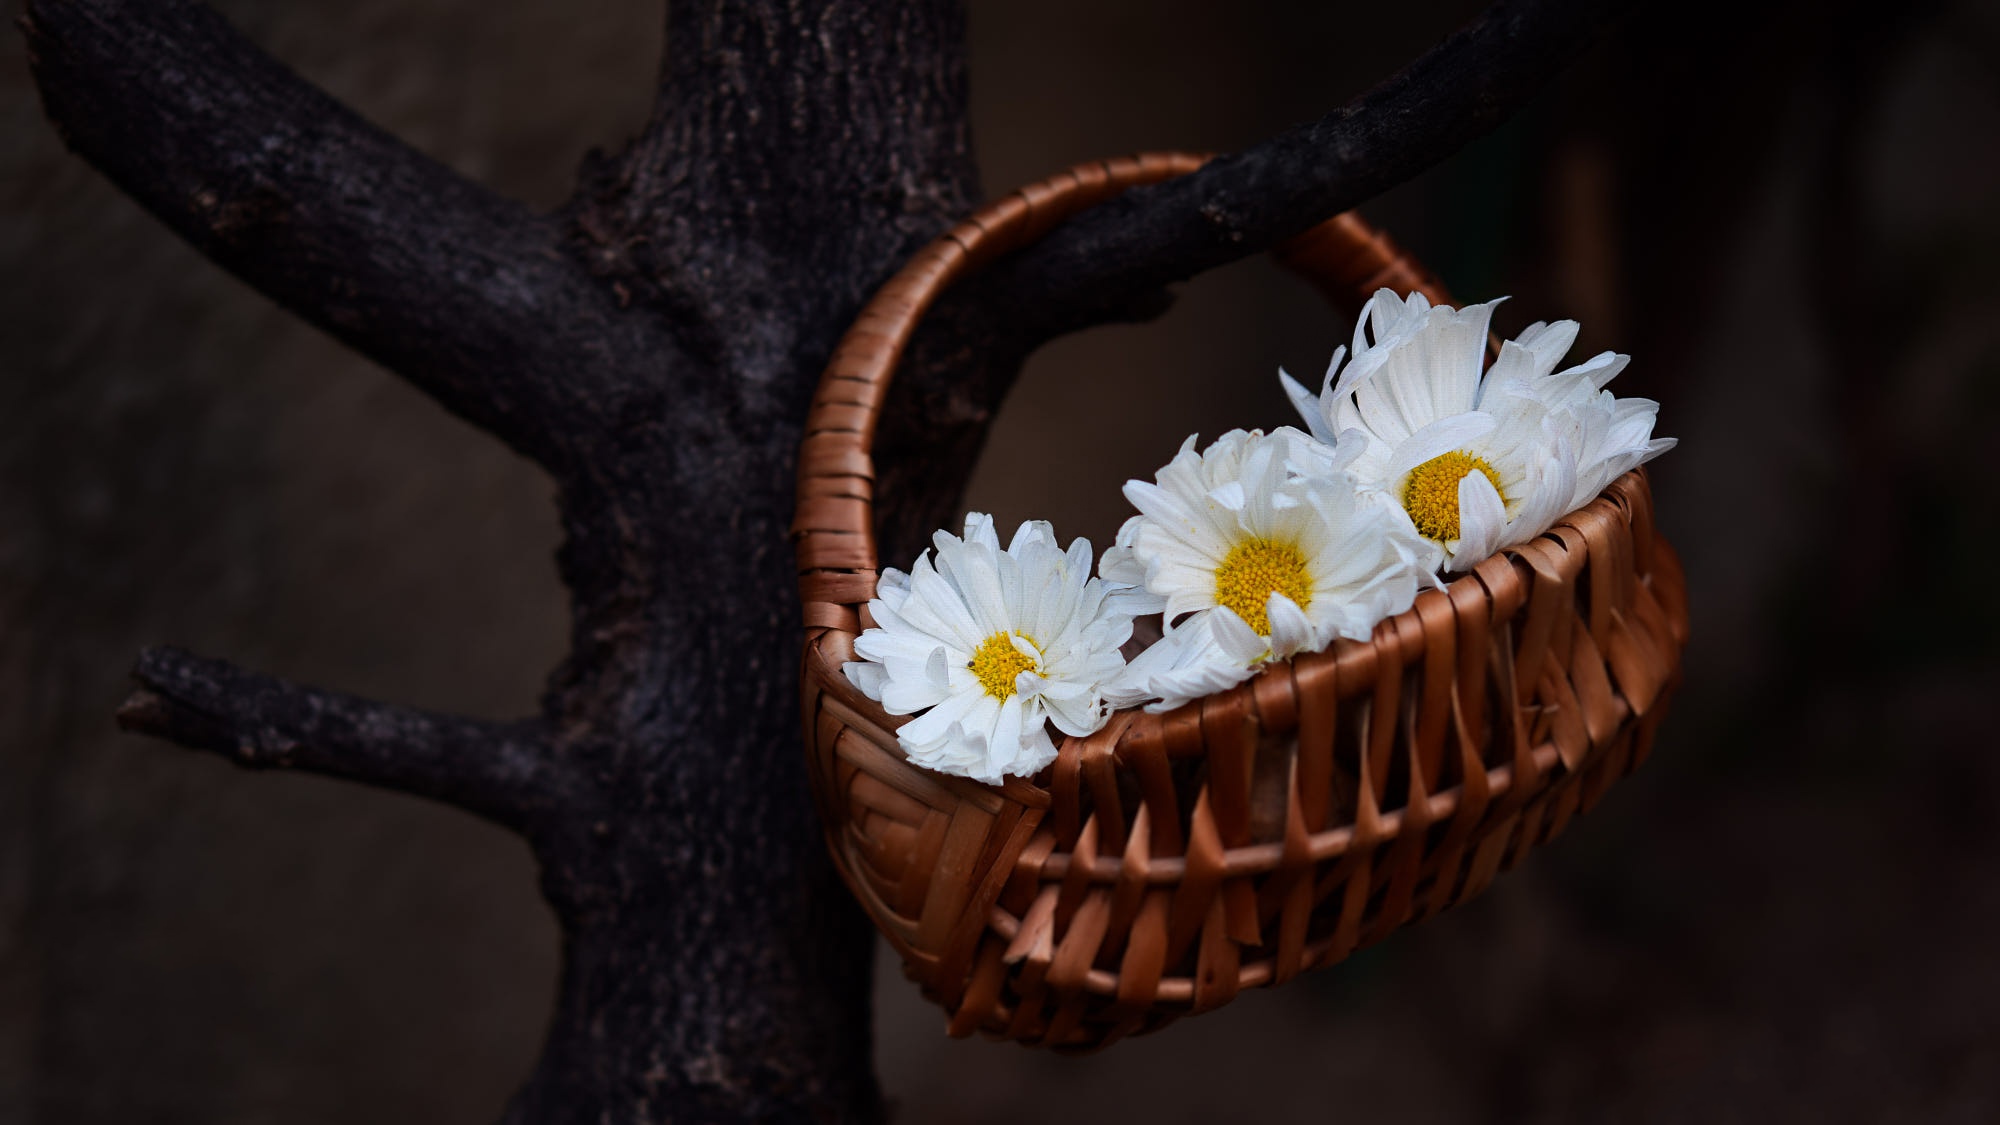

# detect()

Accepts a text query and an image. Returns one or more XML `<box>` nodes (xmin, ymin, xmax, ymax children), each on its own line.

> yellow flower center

<box><xmin>1402</xmin><ymin>451</ymin><xmax>1506</xmax><ymax>541</ymax></box>
<box><xmin>968</xmin><ymin>632</ymin><xmax>1038</xmax><ymax>700</ymax></box>
<box><xmin>1213</xmin><ymin>538</ymin><xmax>1313</xmax><ymax>636</ymax></box>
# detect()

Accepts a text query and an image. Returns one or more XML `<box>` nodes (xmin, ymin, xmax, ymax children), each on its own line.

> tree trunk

<box><xmin>505</xmin><ymin>4</ymin><xmax>979</xmax><ymax>1116</ymax></box>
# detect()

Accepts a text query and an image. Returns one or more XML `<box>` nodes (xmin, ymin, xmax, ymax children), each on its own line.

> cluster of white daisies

<box><xmin>844</xmin><ymin>290</ymin><xmax>1674</xmax><ymax>784</ymax></box>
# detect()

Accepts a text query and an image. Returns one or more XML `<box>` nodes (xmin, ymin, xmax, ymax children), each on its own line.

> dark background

<box><xmin>5</xmin><ymin>0</ymin><xmax>1998</xmax><ymax>1121</ymax></box>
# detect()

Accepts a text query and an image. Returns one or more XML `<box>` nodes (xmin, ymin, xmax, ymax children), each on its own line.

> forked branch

<box><xmin>987</xmin><ymin>0</ymin><xmax>1634</xmax><ymax>330</ymax></box>
<box><xmin>119</xmin><ymin>647</ymin><xmax>574</xmax><ymax>833</ymax></box>
<box><xmin>22</xmin><ymin>0</ymin><xmax>677</xmax><ymax>472</ymax></box>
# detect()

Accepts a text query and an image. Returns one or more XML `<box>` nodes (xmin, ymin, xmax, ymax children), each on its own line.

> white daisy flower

<box><xmin>1281</xmin><ymin>289</ymin><xmax>1672</xmax><ymax>573</ymax></box>
<box><xmin>842</xmin><ymin>514</ymin><xmax>1139</xmax><ymax>784</ymax></box>
<box><xmin>1099</xmin><ymin>429</ymin><xmax>1429</xmax><ymax>710</ymax></box>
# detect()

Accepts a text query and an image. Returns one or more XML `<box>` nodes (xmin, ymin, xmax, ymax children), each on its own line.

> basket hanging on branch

<box><xmin>793</xmin><ymin>153</ymin><xmax>1688</xmax><ymax>1051</ymax></box>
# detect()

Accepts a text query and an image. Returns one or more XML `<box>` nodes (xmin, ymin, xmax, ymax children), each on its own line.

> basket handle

<box><xmin>792</xmin><ymin>152</ymin><xmax>1453</xmax><ymax>634</ymax></box>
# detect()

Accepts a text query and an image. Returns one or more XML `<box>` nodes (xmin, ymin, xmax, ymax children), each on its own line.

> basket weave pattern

<box><xmin>793</xmin><ymin>154</ymin><xmax>1689</xmax><ymax>1050</ymax></box>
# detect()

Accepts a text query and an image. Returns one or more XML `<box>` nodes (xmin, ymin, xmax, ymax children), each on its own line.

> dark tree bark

<box><xmin>20</xmin><ymin>0</ymin><xmax>1622</xmax><ymax>1119</ymax></box>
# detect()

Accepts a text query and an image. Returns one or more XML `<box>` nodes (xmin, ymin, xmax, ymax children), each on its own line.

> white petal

<box><xmin>985</xmin><ymin>696</ymin><xmax>1027</xmax><ymax>776</ymax></box>
<box><xmin>880</xmin><ymin>668</ymin><xmax>952</xmax><ymax>716</ymax></box>
<box><xmin>1280</xmin><ymin>361</ymin><xmax>1341</xmax><ymax>447</ymax></box>
<box><xmin>1207</xmin><ymin>479</ymin><xmax>1249</xmax><ymax>512</ymax></box>
<box><xmin>1384</xmin><ymin>412</ymin><xmax>1499</xmax><ymax>480</ymax></box>
<box><xmin>1043</xmin><ymin>687</ymin><xmax>1108</xmax><ymax>738</ymax></box>
<box><xmin>1517</xmin><ymin>442</ymin><xmax>1580</xmax><ymax>537</ymax></box>
<box><xmin>1265</xmin><ymin>593</ymin><xmax>1316</xmax><ymax>658</ymax></box>
<box><xmin>1105</xmin><ymin>610</ymin><xmax>1256</xmax><ymax>711</ymax></box>
<box><xmin>961</xmin><ymin>512</ymin><xmax>999</xmax><ymax>550</ymax></box>
<box><xmin>896</xmin><ymin>688</ymin><xmax>986</xmax><ymax>747</ymax></box>
<box><xmin>1563</xmin><ymin>350</ymin><xmax>1629</xmax><ymax>391</ymax></box>
<box><xmin>1517</xmin><ymin>318</ymin><xmax>1579</xmax><ymax>377</ymax></box>
<box><xmin>1007</xmin><ymin>518</ymin><xmax>1054</xmax><ymax>554</ymax></box>
<box><xmin>1208</xmin><ymin>607</ymin><xmax>1270</xmax><ymax>664</ymax></box>
<box><xmin>842</xmin><ymin>660</ymin><xmax>888</xmax><ymax>701</ymax></box>
<box><xmin>1451</xmin><ymin>468</ymin><xmax>1508</xmax><ymax>570</ymax></box>
<box><xmin>1099</xmin><ymin>538</ymin><xmax>1149</xmax><ymax>586</ymax></box>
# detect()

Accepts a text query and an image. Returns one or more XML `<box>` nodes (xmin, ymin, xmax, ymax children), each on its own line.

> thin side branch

<box><xmin>22</xmin><ymin>0</ymin><xmax>677</xmax><ymax>471</ymax></box>
<box><xmin>119</xmin><ymin>647</ymin><xmax>574</xmax><ymax>834</ymax></box>
<box><xmin>986</xmin><ymin>0</ymin><xmax>1634</xmax><ymax>328</ymax></box>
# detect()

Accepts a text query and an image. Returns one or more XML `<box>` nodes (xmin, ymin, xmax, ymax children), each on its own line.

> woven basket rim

<box><xmin>805</xmin><ymin>471</ymin><xmax>1653</xmax><ymax>800</ymax></box>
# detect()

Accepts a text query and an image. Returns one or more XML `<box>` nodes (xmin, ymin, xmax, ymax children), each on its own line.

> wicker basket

<box><xmin>793</xmin><ymin>153</ymin><xmax>1688</xmax><ymax>1051</ymax></box>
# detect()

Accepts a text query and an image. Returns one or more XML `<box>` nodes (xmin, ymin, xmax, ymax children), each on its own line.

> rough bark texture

<box><xmin>19</xmin><ymin>0</ymin><xmax>1614</xmax><ymax>1118</ymax></box>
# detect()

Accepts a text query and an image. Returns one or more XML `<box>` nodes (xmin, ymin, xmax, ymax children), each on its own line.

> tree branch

<box><xmin>875</xmin><ymin>0</ymin><xmax>1632</xmax><ymax>579</ymax></box>
<box><xmin>21</xmin><ymin>0</ymin><xmax>679</xmax><ymax>472</ymax></box>
<box><xmin>984</xmin><ymin>0</ymin><xmax>1635</xmax><ymax>329</ymax></box>
<box><xmin>118</xmin><ymin>647</ymin><xmax>575</xmax><ymax>834</ymax></box>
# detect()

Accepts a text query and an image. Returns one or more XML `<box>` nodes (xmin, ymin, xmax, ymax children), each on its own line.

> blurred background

<box><xmin>4</xmin><ymin>0</ymin><xmax>1997</xmax><ymax>1120</ymax></box>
